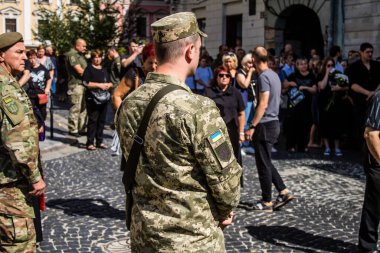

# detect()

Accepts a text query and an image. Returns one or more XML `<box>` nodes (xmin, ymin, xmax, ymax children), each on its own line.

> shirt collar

<box><xmin>145</xmin><ymin>72</ymin><xmax>192</xmax><ymax>92</ymax></box>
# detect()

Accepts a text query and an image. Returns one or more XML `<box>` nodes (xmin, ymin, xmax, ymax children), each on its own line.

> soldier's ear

<box><xmin>184</xmin><ymin>43</ymin><xmax>196</xmax><ymax>63</ymax></box>
<box><xmin>0</xmin><ymin>51</ymin><xmax>4</xmax><ymax>62</ymax></box>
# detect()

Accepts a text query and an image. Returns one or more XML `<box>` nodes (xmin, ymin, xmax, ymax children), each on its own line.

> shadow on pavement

<box><xmin>246</xmin><ymin>225</ymin><xmax>357</xmax><ymax>252</ymax></box>
<box><xmin>46</xmin><ymin>198</ymin><xmax>125</xmax><ymax>220</ymax></box>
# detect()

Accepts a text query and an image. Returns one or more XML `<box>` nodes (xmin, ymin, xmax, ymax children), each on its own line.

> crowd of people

<box><xmin>1</xmin><ymin>9</ymin><xmax>380</xmax><ymax>253</ymax></box>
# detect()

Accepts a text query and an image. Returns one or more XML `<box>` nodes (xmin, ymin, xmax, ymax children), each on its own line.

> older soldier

<box><xmin>0</xmin><ymin>32</ymin><xmax>46</xmax><ymax>252</ymax></box>
<box><xmin>116</xmin><ymin>12</ymin><xmax>242</xmax><ymax>252</ymax></box>
<box><xmin>65</xmin><ymin>38</ymin><xmax>88</xmax><ymax>137</ymax></box>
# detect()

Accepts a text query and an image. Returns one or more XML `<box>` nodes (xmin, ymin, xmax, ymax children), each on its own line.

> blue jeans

<box><xmin>242</xmin><ymin>101</ymin><xmax>255</xmax><ymax>148</ymax></box>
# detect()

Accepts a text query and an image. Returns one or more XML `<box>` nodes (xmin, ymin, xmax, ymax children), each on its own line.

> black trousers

<box><xmin>358</xmin><ymin>150</ymin><xmax>380</xmax><ymax>251</ymax></box>
<box><xmin>86</xmin><ymin>100</ymin><xmax>108</xmax><ymax>146</ymax></box>
<box><xmin>253</xmin><ymin>120</ymin><xmax>286</xmax><ymax>202</ymax></box>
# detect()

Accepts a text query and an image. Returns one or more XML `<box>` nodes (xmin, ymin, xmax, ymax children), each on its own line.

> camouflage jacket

<box><xmin>116</xmin><ymin>72</ymin><xmax>242</xmax><ymax>252</ymax></box>
<box><xmin>0</xmin><ymin>66</ymin><xmax>41</xmax><ymax>218</ymax></box>
<box><xmin>65</xmin><ymin>48</ymin><xmax>87</xmax><ymax>87</ymax></box>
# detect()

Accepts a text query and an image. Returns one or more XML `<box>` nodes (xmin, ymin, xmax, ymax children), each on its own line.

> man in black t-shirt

<box><xmin>348</xmin><ymin>43</ymin><xmax>380</xmax><ymax>148</ymax></box>
<box><xmin>358</xmin><ymin>91</ymin><xmax>380</xmax><ymax>252</ymax></box>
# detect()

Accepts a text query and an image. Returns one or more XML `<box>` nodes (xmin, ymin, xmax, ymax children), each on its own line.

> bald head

<box><xmin>252</xmin><ymin>46</ymin><xmax>268</xmax><ymax>63</ymax></box>
<box><xmin>75</xmin><ymin>38</ymin><xmax>87</xmax><ymax>54</ymax></box>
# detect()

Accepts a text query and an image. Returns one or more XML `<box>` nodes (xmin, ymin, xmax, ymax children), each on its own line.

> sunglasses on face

<box><xmin>327</xmin><ymin>64</ymin><xmax>334</xmax><ymax>67</ymax></box>
<box><xmin>218</xmin><ymin>73</ymin><xmax>231</xmax><ymax>78</ymax></box>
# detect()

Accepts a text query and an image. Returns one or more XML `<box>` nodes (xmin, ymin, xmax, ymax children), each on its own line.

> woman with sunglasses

<box><xmin>205</xmin><ymin>66</ymin><xmax>245</xmax><ymax>166</ymax></box>
<box><xmin>318</xmin><ymin>57</ymin><xmax>348</xmax><ymax>156</ymax></box>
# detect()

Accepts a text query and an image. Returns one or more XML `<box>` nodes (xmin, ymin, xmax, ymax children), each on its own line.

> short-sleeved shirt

<box><xmin>257</xmin><ymin>69</ymin><xmax>281</xmax><ymax>123</ymax></box>
<box><xmin>205</xmin><ymin>84</ymin><xmax>245</xmax><ymax>128</ymax></box>
<box><xmin>38</xmin><ymin>56</ymin><xmax>55</xmax><ymax>71</ymax></box>
<box><xmin>82</xmin><ymin>64</ymin><xmax>111</xmax><ymax>104</ymax></box>
<box><xmin>65</xmin><ymin>48</ymin><xmax>88</xmax><ymax>86</ymax></box>
<box><xmin>26</xmin><ymin>64</ymin><xmax>51</xmax><ymax>92</ymax></box>
<box><xmin>195</xmin><ymin>66</ymin><xmax>213</xmax><ymax>91</ymax></box>
<box><xmin>286</xmin><ymin>71</ymin><xmax>317</xmax><ymax>109</ymax></box>
<box><xmin>348</xmin><ymin>60</ymin><xmax>380</xmax><ymax>108</ymax></box>
<box><xmin>123</xmin><ymin>66</ymin><xmax>145</xmax><ymax>93</ymax></box>
<box><xmin>109</xmin><ymin>56</ymin><xmax>122</xmax><ymax>87</ymax></box>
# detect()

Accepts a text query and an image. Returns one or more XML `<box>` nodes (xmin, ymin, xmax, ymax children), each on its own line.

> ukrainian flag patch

<box><xmin>210</xmin><ymin>130</ymin><xmax>222</xmax><ymax>143</ymax></box>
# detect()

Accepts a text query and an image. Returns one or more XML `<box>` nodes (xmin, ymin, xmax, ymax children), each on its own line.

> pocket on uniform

<box><xmin>12</xmin><ymin>217</ymin><xmax>32</xmax><ymax>243</ymax></box>
<box><xmin>0</xmin><ymin>215</ymin><xmax>15</xmax><ymax>243</ymax></box>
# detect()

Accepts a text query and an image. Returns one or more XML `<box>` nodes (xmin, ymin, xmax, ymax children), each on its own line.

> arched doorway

<box><xmin>275</xmin><ymin>5</ymin><xmax>324</xmax><ymax>58</ymax></box>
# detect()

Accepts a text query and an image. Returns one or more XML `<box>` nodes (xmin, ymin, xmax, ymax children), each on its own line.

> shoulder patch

<box><xmin>0</xmin><ymin>94</ymin><xmax>24</xmax><ymax>125</ymax></box>
<box><xmin>70</xmin><ymin>55</ymin><xmax>76</xmax><ymax>63</ymax></box>
<box><xmin>207</xmin><ymin>129</ymin><xmax>233</xmax><ymax>167</ymax></box>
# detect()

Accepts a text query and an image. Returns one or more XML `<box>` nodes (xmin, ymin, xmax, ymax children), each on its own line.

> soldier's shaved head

<box><xmin>74</xmin><ymin>38</ymin><xmax>87</xmax><ymax>54</ymax></box>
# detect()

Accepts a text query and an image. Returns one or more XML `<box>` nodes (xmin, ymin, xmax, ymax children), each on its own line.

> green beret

<box><xmin>151</xmin><ymin>12</ymin><xmax>207</xmax><ymax>43</ymax></box>
<box><xmin>0</xmin><ymin>32</ymin><xmax>23</xmax><ymax>50</ymax></box>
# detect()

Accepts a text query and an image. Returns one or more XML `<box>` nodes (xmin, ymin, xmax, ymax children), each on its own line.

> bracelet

<box><xmin>239</xmin><ymin>132</ymin><xmax>245</xmax><ymax>135</ymax></box>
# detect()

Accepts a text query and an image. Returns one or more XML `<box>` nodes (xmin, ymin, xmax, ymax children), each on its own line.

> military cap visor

<box><xmin>0</xmin><ymin>32</ymin><xmax>23</xmax><ymax>50</ymax></box>
<box><xmin>151</xmin><ymin>12</ymin><xmax>207</xmax><ymax>43</ymax></box>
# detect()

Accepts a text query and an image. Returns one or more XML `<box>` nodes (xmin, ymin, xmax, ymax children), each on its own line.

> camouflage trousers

<box><xmin>68</xmin><ymin>84</ymin><xmax>87</xmax><ymax>134</ymax></box>
<box><xmin>0</xmin><ymin>215</ymin><xmax>36</xmax><ymax>253</ymax></box>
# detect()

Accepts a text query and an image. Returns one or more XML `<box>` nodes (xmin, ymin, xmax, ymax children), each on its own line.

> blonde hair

<box><xmin>222</xmin><ymin>52</ymin><xmax>238</xmax><ymax>70</ymax></box>
<box><xmin>241</xmin><ymin>53</ymin><xmax>253</xmax><ymax>66</ymax></box>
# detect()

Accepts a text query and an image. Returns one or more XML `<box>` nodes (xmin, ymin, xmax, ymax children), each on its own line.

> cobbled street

<box><xmin>37</xmin><ymin>114</ymin><xmax>369</xmax><ymax>253</ymax></box>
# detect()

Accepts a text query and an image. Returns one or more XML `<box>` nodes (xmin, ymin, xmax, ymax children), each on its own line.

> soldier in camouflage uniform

<box><xmin>0</xmin><ymin>32</ymin><xmax>46</xmax><ymax>253</ymax></box>
<box><xmin>116</xmin><ymin>12</ymin><xmax>242</xmax><ymax>252</ymax></box>
<box><xmin>65</xmin><ymin>38</ymin><xmax>88</xmax><ymax>136</ymax></box>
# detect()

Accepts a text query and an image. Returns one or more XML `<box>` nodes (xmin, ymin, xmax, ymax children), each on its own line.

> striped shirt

<box><xmin>366</xmin><ymin>91</ymin><xmax>380</xmax><ymax>130</ymax></box>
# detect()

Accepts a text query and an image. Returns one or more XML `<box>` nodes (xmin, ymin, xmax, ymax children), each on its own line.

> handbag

<box><xmin>119</xmin><ymin>84</ymin><xmax>187</xmax><ymax>230</ymax></box>
<box><xmin>90</xmin><ymin>89</ymin><xmax>110</xmax><ymax>104</ymax></box>
<box><xmin>37</xmin><ymin>94</ymin><xmax>48</xmax><ymax>105</ymax></box>
<box><xmin>288</xmin><ymin>87</ymin><xmax>305</xmax><ymax>107</ymax></box>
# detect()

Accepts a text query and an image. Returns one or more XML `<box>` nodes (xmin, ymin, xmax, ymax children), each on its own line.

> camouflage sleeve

<box><xmin>68</xmin><ymin>53</ymin><xmax>79</xmax><ymax>67</ymax></box>
<box><xmin>192</xmin><ymin>100</ymin><xmax>242</xmax><ymax>220</ymax></box>
<box><xmin>0</xmin><ymin>88</ymin><xmax>41</xmax><ymax>184</ymax></box>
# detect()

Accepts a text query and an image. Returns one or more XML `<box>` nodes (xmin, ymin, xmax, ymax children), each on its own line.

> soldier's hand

<box><xmin>29</xmin><ymin>179</ymin><xmax>46</xmax><ymax>196</ymax></box>
<box><xmin>218</xmin><ymin>211</ymin><xmax>235</xmax><ymax>231</ymax></box>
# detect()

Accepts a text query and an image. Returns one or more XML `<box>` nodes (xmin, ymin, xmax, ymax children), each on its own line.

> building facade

<box><xmin>0</xmin><ymin>0</ymin><xmax>129</xmax><ymax>48</ymax></box>
<box><xmin>177</xmin><ymin>0</ymin><xmax>380</xmax><ymax>59</ymax></box>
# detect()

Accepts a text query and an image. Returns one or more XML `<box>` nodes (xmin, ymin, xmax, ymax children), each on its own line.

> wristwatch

<box><xmin>249</xmin><ymin>123</ymin><xmax>256</xmax><ymax>130</ymax></box>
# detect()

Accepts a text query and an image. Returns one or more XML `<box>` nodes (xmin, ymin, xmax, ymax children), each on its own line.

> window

<box><xmin>5</xmin><ymin>19</ymin><xmax>17</xmax><ymax>33</ymax></box>
<box><xmin>197</xmin><ymin>18</ymin><xmax>206</xmax><ymax>33</ymax></box>
<box><xmin>38</xmin><ymin>19</ymin><xmax>48</xmax><ymax>32</ymax></box>
<box><xmin>249</xmin><ymin>0</ymin><xmax>256</xmax><ymax>16</ymax></box>
<box><xmin>38</xmin><ymin>0</ymin><xmax>50</xmax><ymax>3</ymax></box>
<box><xmin>136</xmin><ymin>17</ymin><xmax>146</xmax><ymax>38</ymax></box>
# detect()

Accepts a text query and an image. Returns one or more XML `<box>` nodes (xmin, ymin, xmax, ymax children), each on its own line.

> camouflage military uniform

<box><xmin>109</xmin><ymin>55</ymin><xmax>121</xmax><ymax>90</ymax></box>
<box><xmin>65</xmin><ymin>48</ymin><xmax>87</xmax><ymax>134</ymax></box>
<box><xmin>116</xmin><ymin>72</ymin><xmax>242</xmax><ymax>252</ymax></box>
<box><xmin>0</xmin><ymin>65</ymin><xmax>41</xmax><ymax>252</ymax></box>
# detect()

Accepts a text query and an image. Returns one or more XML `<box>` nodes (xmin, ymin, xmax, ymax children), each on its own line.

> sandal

<box><xmin>87</xmin><ymin>145</ymin><xmax>96</xmax><ymax>151</ymax></box>
<box><xmin>97</xmin><ymin>143</ymin><xmax>108</xmax><ymax>149</ymax></box>
<box><xmin>273</xmin><ymin>193</ymin><xmax>295</xmax><ymax>210</ymax></box>
<box><xmin>249</xmin><ymin>201</ymin><xmax>273</xmax><ymax>212</ymax></box>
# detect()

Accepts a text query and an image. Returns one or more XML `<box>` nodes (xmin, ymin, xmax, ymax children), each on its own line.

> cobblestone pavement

<box><xmin>37</xmin><ymin>131</ymin><xmax>368</xmax><ymax>253</ymax></box>
<box><xmin>37</xmin><ymin>98</ymin><xmax>369</xmax><ymax>252</ymax></box>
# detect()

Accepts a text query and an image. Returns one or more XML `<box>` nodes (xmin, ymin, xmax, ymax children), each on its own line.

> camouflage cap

<box><xmin>0</xmin><ymin>32</ymin><xmax>23</xmax><ymax>50</ymax></box>
<box><xmin>151</xmin><ymin>12</ymin><xmax>207</xmax><ymax>43</ymax></box>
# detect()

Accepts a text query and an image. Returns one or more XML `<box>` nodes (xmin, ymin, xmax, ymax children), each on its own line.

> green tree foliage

<box><xmin>34</xmin><ymin>0</ymin><xmax>120</xmax><ymax>54</ymax></box>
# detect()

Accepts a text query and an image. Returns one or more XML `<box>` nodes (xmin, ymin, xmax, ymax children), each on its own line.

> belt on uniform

<box><xmin>0</xmin><ymin>180</ymin><xmax>26</xmax><ymax>189</ymax></box>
